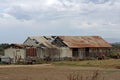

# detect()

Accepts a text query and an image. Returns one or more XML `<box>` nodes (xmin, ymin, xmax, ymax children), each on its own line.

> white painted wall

<box><xmin>60</xmin><ymin>47</ymin><xmax>72</xmax><ymax>58</ymax></box>
<box><xmin>4</xmin><ymin>48</ymin><xmax>25</xmax><ymax>63</ymax></box>
<box><xmin>37</xmin><ymin>48</ymin><xmax>44</xmax><ymax>58</ymax></box>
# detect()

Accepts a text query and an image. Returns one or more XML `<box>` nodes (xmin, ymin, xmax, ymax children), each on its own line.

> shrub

<box><xmin>109</xmin><ymin>50</ymin><xmax>120</xmax><ymax>59</ymax></box>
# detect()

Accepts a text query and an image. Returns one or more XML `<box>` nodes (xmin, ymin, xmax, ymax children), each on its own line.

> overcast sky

<box><xmin>0</xmin><ymin>0</ymin><xmax>120</xmax><ymax>43</ymax></box>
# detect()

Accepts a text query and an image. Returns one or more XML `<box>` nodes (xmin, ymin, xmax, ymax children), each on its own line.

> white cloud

<box><xmin>0</xmin><ymin>0</ymin><xmax>120</xmax><ymax>43</ymax></box>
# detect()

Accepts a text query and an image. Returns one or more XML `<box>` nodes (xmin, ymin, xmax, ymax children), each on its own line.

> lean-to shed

<box><xmin>4</xmin><ymin>44</ymin><xmax>25</xmax><ymax>63</ymax></box>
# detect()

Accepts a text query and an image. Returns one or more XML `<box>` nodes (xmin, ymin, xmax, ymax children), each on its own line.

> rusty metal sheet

<box><xmin>26</xmin><ymin>48</ymin><xmax>37</xmax><ymax>57</ymax></box>
<box><xmin>58</xmin><ymin>36</ymin><xmax>112</xmax><ymax>48</ymax></box>
<box><xmin>5</xmin><ymin>44</ymin><xmax>24</xmax><ymax>49</ymax></box>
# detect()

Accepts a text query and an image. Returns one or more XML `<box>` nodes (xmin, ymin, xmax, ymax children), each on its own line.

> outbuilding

<box><xmin>4</xmin><ymin>44</ymin><xmax>25</xmax><ymax>63</ymax></box>
<box><xmin>24</xmin><ymin>36</ymin><xmax>112</xmax><ymax>60</ymax></box>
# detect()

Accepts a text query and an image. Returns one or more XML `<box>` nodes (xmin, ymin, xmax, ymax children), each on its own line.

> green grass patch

<box><xmin>53</xmin><ymin>59</ymin><xmax>120</xmax><ymax>68</ymax></box>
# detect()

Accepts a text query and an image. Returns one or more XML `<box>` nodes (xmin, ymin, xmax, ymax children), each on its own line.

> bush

<box><xmin>109</xmin><ymin>50</ymin><xmax>120</xmax><ymax>59</ymax></box>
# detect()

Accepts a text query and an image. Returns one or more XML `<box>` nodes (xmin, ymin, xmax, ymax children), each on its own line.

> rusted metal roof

<box><xmin>5</xmin><ymin>44</ymin><xmax>24</xmax><ymax>49</ymax></box>
<box><xmin>58</xmin><ymin>36</ymin><xmax>112</xmax><ymax>48</ymax></box>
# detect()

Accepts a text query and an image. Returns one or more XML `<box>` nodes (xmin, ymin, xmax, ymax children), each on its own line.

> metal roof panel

<box><xmin>58</xmin><ymin>36</ymin><xmax>112</xmax><ymax>48</ymax></box>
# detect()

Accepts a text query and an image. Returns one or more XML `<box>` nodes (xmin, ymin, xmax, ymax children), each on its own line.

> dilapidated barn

<box><xmin>23</xmin><ymin>36</ymin><xmax>60</xmax><ymax>60</ymax></box>
<box><xmin>24</xmin><ymin>36</ymin><xmax>112</xmax><ymax>60</ymax></box>
<box><xmin>52</xmin><ymin>36</ymin><xmax>112</xmax><ymax>59</ymax></box>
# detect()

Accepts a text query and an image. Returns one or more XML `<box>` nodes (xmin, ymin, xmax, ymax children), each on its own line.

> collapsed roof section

<box><xmin>24</xmin><ymin>36</ymin><xmax>57</xmax><ymax>48</ymax></box>
<box><xmin>24</xmin><ymin>36</ymin><xmax>112</xmax><ymax>48</ymax></box>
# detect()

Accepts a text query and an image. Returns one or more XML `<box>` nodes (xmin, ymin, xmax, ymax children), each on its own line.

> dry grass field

<box><xmin>0</xmin><ymin>59</ymin><xmax>120</xmax><ymax>80</ymax></box>
<box><xmin>53</xmin><ymin>59</ymin><xmax>120</xmax><ymax>69</ymax></box>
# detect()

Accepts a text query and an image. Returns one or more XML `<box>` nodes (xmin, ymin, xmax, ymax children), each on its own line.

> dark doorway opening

<box><xmin>85</xmin><ymin>48</ymin><xmax>89</xmax><ymax>57</ymax></box>
<box><xmin>72</xmin><ymin>48</ymin><xmax>79</xmax><ymax>57</ymax></box>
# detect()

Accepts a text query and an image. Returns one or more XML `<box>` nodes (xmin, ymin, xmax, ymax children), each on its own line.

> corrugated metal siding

<box><xmin>26</xmin><ymin>48</ymin><xmax>37</xmax><ymax>57</ymax></box>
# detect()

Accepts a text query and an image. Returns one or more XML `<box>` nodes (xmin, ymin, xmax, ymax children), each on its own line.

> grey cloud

<box><xmin>1</xmin><ymin>0</ymin><xmax>118</xmax><ymax>20</ymax></box>
<box><xmin>0</xmin><ymin>0</ymin><xmax>120</xmax><ymax>43</ymax></box>
<box><xmin>84</xmin><ymin>0</ymin><xmax>110</xmax><ymax>4</ymax></box>
<box><xmin>5</xmin><ymin>6</ymin><xmax>32</xmax><ymax>20</ymax></box>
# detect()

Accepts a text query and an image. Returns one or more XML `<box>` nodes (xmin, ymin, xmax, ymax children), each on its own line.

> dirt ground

<box><xmin>0</xmin><ymin>64</ymin><xmax>120</xmax><ymax>80</ymax></box>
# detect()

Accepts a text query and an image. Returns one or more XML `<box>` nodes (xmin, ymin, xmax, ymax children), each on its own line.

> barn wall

<box><xmin>36</xmin><ymin>48</ymin><xmax>44</xmax><ymax>58</ymax></box>
<box><xmin>23</xmin><ymin>38</ymin><xmax>38</xmax><ymax>46</ymax></box>
<box><xmin>41</xmin><ymin>48</ymin><xmax>60</xmax><ymax>59</ymax></box>
<box><xmin>70</xmin><ymin>48</ymin><xmax>110</xmax><ymax>59</ymax></box>
<box><xmin>37</xmin><ymin>47</ymin><xmax>72</xmax><ymax>60</ymax></box>
<box><xmin>4</xmin><ymin>48</ymin><xmax>25</xmax><ymax>63</ymax></box>
<box><xmin>78</xmin><ymin>48</ymin><xmax>85</xmax><ymax>59</ymax></box>
<box><xmin>25</xmin><ymin>47</ymin><xmax>45</xmax><ymax>59</ymax></box>
<box><xmin>59</xmin><ymin>47</ymin><xmax>72</xmax><ymax>58</ymax></box>
<box><xmin>71</xmin><ymin>48</ymin><xmax>86</xmax><ymax>59</ymax></box>
<box><xmin>89</xmin><ymin>48</ymin><xmax>110</xmax><ymax>57</ymax></box>
<box><xmin>26</xmin><ymin>48</ymin><xmax>37</xmax><ymax>57</ymax></box>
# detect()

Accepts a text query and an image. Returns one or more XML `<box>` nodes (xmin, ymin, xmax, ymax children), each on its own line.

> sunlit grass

<box><xmin>53</xmin><ymin>59</ymin><xmax>120</xmax><ymax>68</ymax></box>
